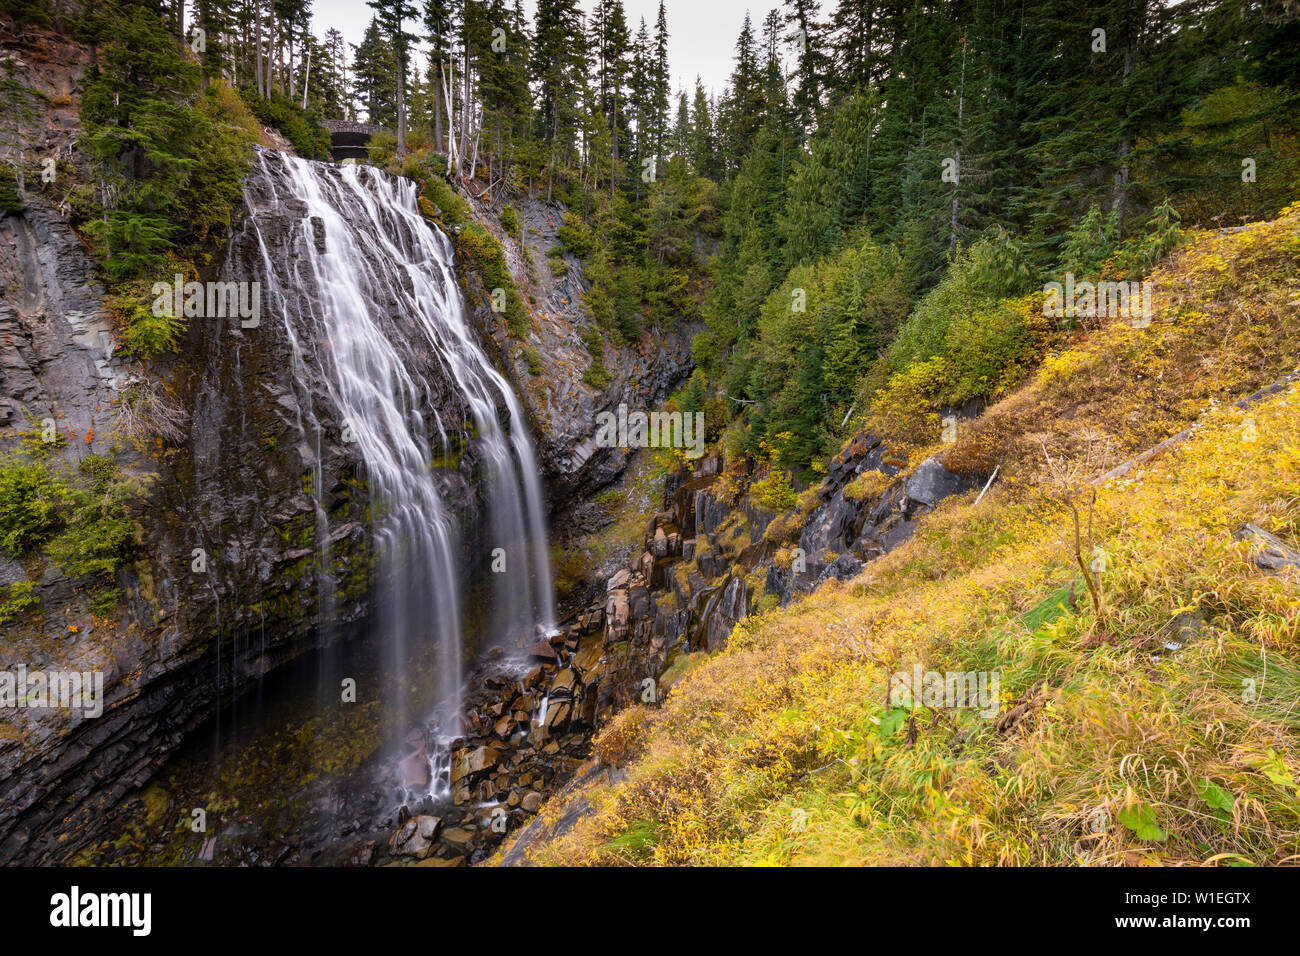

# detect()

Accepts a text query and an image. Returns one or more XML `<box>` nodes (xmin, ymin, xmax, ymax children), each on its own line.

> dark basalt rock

<box><xmin>456</xmin><ymin>194</ymin><xmax>700</xmax><ymax>512</ymax></box>
<box><xmin>903</xmin><ymin>457</ymin><xmax>978</xmax><ymax>516</ymax></box>
<box><xmin>570</xmin><ymin>435</ymin><xmax>994</xmax><ymax>784</ymax></box>
<box><xmin>0</xmin><ymin>157</ymin><xmax>499</xmax><ymax>863</ymax></box>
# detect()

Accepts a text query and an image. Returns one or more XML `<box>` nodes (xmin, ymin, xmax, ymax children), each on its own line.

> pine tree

<box><xmin>628</xmin><ymin>15</ymin><xmax>654</xmax><ymax>196</ymax></box>
<box><xmin>423</xmin><ymin>0</ymin><xmax>454</xmax><ymax>148</ymax></box>
<box><xmin>592</xmin><ymin>0</ymin><xmax>632</xmax><ymax>192</ymax></box>
<box><xmin>718</xmin><ymin>13</ymin><xmax>763</xmax><ymax>176</ymax></box>
<box><xmin>650</xmin><ymin>1</ymin><xmax>671</xmax><ymax>159</ymax></box>
<box><xmin>783</xmin><ymin>0</ymin><xmax>827</xmax><ymax>139</ymax></box>
<box><xmin>531</xmin><ymin>0</ymin><xmax>587</xmax><ymax>199</ymax></box>
<box><xmin>689</xmin><ymin>78</ymin><xmax>716</xmax><ymax>177</ymax></box>
<box><xmin>352</xmin><ymin>15</ymin><xmax>397</xmax><ymax>126</ymax></box>
<box><xmin>366</xmin><ymin>0</ymin><xmax>418</xmax><ymax>154</ymax></box>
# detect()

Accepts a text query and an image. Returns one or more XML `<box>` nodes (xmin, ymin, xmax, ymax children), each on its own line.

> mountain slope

<box><xmin>497</xmin><ymin>206</ymin><xmax>1300</xmax><ymax>866</ymax></box>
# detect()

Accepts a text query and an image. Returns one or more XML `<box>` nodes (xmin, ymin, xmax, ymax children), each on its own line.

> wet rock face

<box><xmin>0</xmin><ymin>166</ymin><xmax>496</xmax><ymax>863</ymax></box>
<box><xmin>370</xmin><ymin>608</ymin><xmax>606</xmax><ymax>866</ymax></box>
<box><xmin>461</xmin><ymin>195</ymin><xmax>699</xmax><ymax>509</ymax></box>
<box><xmin>0</xmin><ymin>196</ymin><xmax>182</xmax><ymax>864</ymax></box>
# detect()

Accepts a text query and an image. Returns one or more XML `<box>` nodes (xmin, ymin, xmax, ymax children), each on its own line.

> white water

<box><xmin>238</xmin><ymin>149</ymin><xmax>555</xmax><ymax>786</ymax></box>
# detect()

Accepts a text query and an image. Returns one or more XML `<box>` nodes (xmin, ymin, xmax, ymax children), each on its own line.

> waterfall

<box><xmin>232</xmin><ymin>148</ymin><xmax>555</xmax><ymax>786</ymax></box>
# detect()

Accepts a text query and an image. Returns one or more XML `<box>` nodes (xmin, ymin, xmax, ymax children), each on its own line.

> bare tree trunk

<box><xmin>950</xmin><ymin>38</ymin><xmax>966</xmax><ymax>254</ymax></box>
<box><xmin>433</xmin><ymin>59</ymin><xmax>444</xmax><ymax>148</ymax></box>
<box><xmin>397</xmin><ymin>65</ymin><xmax>406</xmax><ymax>156</ymax></box>
<box><xmin>460</xmin><ymin>45</ymin><xmax>471</xmax><ymax>174</ymax></box>
<box><xmin>267</xmin><ymin>10</ymin><xmax>277</xmax><ymax>98</ymax></box>
<box><xmin>273</xmin><ymin>12</ymin><xmax>283</xmax><ymax>97</ymax></box>
<box><xmin>443</xmin><ymin>60</ymin><xmax>459</xmax><ymax>177</ymax></box>
<box><xmin>254</xmin><ymin>0</ymin><xmax>264</xmax><ymax>97</ymax></box>
<box><xmin>1112</xmin><ymin>18</ymin><xmax>1139</xmax><ymax>233</ymax></box>
<box><xmin>301</xmin><ymin>45</ymin><xmax>311</xmax><ymax>110</ymax></box>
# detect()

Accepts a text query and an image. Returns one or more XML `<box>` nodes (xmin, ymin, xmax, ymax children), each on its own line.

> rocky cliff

<box><xmin>454</xmin><ymin>190</ymin><xmax>699</xmax><ymax>508</ymax></box>
<box><xmin>0</xmin><ymin>12</ymin><xmax>704</xmax><ymax>863</ymax></box>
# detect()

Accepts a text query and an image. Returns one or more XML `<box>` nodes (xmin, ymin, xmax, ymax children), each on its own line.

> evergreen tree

<box><xmin>784</xmin><ymin>0</ymin><xmax>827</xmax><ymax>139</ymax></box>
<box><xmin>352</xmin><ymin>15</ymin><xmax>397</xmax><ymax>125</ymax></box>
<box><xmin>531</xmin><ymin>0</ymin><xmax>587</xmax><ymax>199</ymax></box>
<box><xmin>366</xmin><ymin>0</ymin><xmax>418</xmax><ymax>153</ymax></box>
<box><xmin>689</xmin><ymin>78</ymin><xmax>716</xmax><ymax>177</ymax></box>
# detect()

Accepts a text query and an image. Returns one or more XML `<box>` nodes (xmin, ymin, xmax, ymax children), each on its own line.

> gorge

<box><xmin>2</xmin><ymin>0</ymin><xmax>1298</xmax><ymax>877</ymax></box>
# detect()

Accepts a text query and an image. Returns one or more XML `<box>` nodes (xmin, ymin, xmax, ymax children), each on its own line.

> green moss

<box><xmin>457</xmin><ymin>221</ymin><xmax>530</xmax><ymax>337</ymax></box>
<box><xmin>0</xmin><ymin>164</ymin><xmax>26</xmax><ymax>215</ymax></box>
<box><xmin>422</xmin><ymin>175</ymin><xmax>471</xmax><ymax>226</ymax></box>
<box><xmin>594</xmin><ymin>488</ymin><xmax>625</xmax><ymax>511</ymax></box>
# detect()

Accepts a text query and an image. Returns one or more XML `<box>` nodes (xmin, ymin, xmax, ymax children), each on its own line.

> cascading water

<box><xmin>232</xmin><ymin>147</ymin><xmax>555</xmax><ymax>800</ymax></box>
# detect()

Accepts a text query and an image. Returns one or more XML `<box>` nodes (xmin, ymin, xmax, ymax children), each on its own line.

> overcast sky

<box><xmin>310</xmin><ymin>0</ymin><xmax>783</xmax><ymax>100</ymax></box>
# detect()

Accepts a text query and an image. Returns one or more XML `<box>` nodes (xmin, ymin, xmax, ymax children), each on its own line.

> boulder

<box><xmin>903</xmin><ymin>457</ymin><xmax>973</xmax><ymax>513</ymax></box>
<box><xmin>441</xmin><ymin>827</ymin><xmax>475</xmax><ymax>848</ymax></box>
<box><xmin>652</xmin><ymin>527</ymin><xmax>669</xmax><ymax>558</ymax></box>
<box><xmin>450</xmin><ymin>744</ymin><xmax>504</xmax><ymax>784</ymax></box>
<box><xmin>1233</xmin><ymin>524</ymin><xmax>1300</xmax><ymax>572</ymax></box>
<box><xmin>387</xmin><ymin>815</ymin><xmax>443</xmax><ymax>859</ymax></box>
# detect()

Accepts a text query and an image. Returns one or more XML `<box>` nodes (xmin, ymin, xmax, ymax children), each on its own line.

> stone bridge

<box><xmin>322</xmin><ymin>119</ymin><xmax>387</xmax><ymax>160</ymax></box>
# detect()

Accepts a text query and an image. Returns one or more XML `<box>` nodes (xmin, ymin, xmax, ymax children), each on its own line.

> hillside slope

<box><xmin>497</xmin><ymin>206</ymin><xmax>1300</xmax><ymax>866</ymax></box>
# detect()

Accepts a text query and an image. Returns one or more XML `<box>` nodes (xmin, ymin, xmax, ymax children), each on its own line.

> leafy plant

<box><xmin>499</xmin><ymin>204</ymin><xmax>521</xmax><ymax>236</ymax></box>
<box><xmin>0</xmin><ymin>456</ymin><xmax>67</xmax><ymax>555</ymax></box>
<box><xmin>1117</xmin><ymin>801</ymin><xmax>1168</xmax><ymax>842</ymax></box>
<box><xmin>0</xmin><ymin>580</ymin><xmax>38</xmax><ymax>625</ymax></box>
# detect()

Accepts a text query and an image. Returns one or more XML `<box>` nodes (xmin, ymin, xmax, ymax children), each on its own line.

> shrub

<box><xmin>110</xmin><ymin>282</ymin><xmax>184</xmax><ymax>359</ymax></box>
<box><xmin>499</xmin><ymin>205</ymin><xmax>521</xmax><ymax>236</ymax></box>
<box><xmin>939</xmin><ymin>295</ymin><xmax>1048</xmax><ymax>407</ymax></box>
<box><xmin>843</xmin><ymin>469</ymin><xmax>892</xmax><ymax>503</ymax></box>
<box><xmin>0</xmin><ymin>453</ymin><xmax>136</xmax><ymax>579</ymax></box>
<box><xmin>423</xmin><ymin>175</ymin><xmax>470</xmax><ymax>226</ymax></box>
<box><xmin>750</xmin><ymin>468</ymin><xmax>798</xmax><ymax>512</ymax></box>
<box><xmin>557</xmin><ymin>212</ymin><xmax>593</xmax><ymax>256</ymax></box>
<box><xmin>47</xmin><ymin>482</ymin><xmax>134</xmax><ymax>579</ymax></box>
<box><xmin>1</xmin><ymin>164</ymin><xmax>27</xmax><ymax>215</ymax></box>
<box><xmin>593</xmin><ymin>706</ymin><xmax>652</xmax><ymax>767</ymax></box>
<box><xmin>581</xmin><ymin>326</ymin><xmax>610</xmax><ymax>389</ymax></box>
<box><xmin>864</xmin><ymin>357</ymin><xmax>946</xmax><ymax>445</ymax></box>
<box><xmin>238</xmin><ymin>88</ymin><xmax>331</xmax><ymax>159</ymax></box>
<box><xmin>763</xmin><ymin>512</ymin><xmax>804</xmax><ymax>544</ymax></box>
<box><xmin>0</xmin><ymin>580</ymin><xmax>38</xmax><ymax>625</ymax></box>
<box><xmin>0</xmin><ymin>456</ymin><xmax>66</xmax><ymax>555</ymax></box>
<box><xmin>1</xmin><ymin>0</ymin><xmax>52</xmax><ymax>27</ymax></box>
<box><xmin>457</xmin><ymin>222</ymin><xmax>529</xmax><ymax>336</ymax></box>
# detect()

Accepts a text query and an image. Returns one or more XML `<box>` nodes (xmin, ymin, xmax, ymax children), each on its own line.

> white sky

<box><xmin>309</xmin><ymin>0</ymin><xmax>786</xmax><ymax>100</ymax></box>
